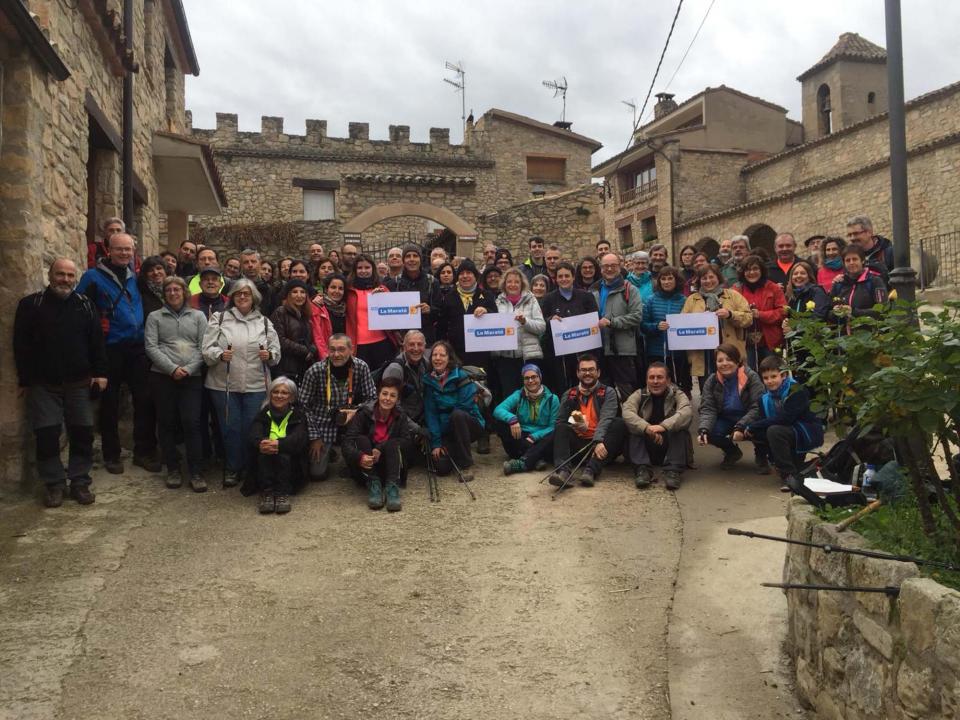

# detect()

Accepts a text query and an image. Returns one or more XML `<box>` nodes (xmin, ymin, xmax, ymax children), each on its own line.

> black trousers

<box><xmin>602</xmin><ymin>356</ymin><xmax>637</xmax><ymax>399</ymax></box>
<box><xmin>627</xmin><ymin>430</ymin><xmax>688</xmax><ymax>472</ymax></box>
<box><xmin>549</xmin><ymin>355</ymin><xmax>579</xmax><ymax>397</ymax></box>
<box><xmin>494</xmin><ymin>420</ymin><xmax>553</xmax><ymax>470</ymax></box>
<box><xmin>257</xmin><ymin>453</ymin><xmax>294</xmax><ymax>494</ymax></box>
<box><xmin>552</xmin><ymin>417</ymin><xmax>627</xmax><ymax>478</ymax></box>
<box><xmin>436</xmin><ymin>409</ymin><xmax>483</xmax><ymax>476</ymax></box>
<box><xmin>346</xmin><ymin>435</ymin><xmax>412</xmax><ymax>485</ymax></box>
<box><xmin>751</xmin><ymin>425</ymin><xmax>801</xmax><ymax>475</ymax></box>
<box><xmin>29</xmin><ymin>382</ymin><xmax>94</xmax><ymax>488</ymax></box>
<box><xmin>100</xmin><ymin>343</ymin><xmax>156</xmax><ymax>461</ymax></box>
<box><xmin>149</xmin><ymin>374</ymin><xmax>203</xmax><ymax>474</ymax></box>
<box><xmin>357</xmin><ymin>339</ymin><xmax>396</xmax><ymax>374</ymax></box>
<box><xmin>495</xmin><ymin>357</ymin><xmax>525</xmax><ymax>405</ymax></box>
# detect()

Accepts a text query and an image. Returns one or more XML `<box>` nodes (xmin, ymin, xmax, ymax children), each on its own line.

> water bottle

<box><xmin>862</xmin><ymin>464</ymin><xmax>877</xmax><ymax>492</ymax></box>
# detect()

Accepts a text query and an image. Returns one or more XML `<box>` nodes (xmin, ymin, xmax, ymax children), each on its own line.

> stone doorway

<box><xmin>340</xmin><ymin>202</ymin><xmax>478</xmax><ymax>259</ymax></box>
<box><xmin>744</xmin><ymin>223</ymin><xmax>777</xmax><ymax>257</ymax></box>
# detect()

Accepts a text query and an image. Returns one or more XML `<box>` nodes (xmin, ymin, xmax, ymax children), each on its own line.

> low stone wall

<box><xmin>784</xmin><ymin>499</ymin><xmax>960</xmax><ymax>719</ymax></box>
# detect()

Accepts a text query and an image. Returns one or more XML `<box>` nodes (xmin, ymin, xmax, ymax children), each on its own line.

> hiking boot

<box><xmin>634</xmin><ymin>466</ymin><xmax>654</xmax><ymax>489</ymax></box>
<box><xmin>222</xmin><ymin>471</ymin><xmax>239</xmax><ymax>488</ymax></box>
<box><xmin>548</xmin><ymin>470</ymin><xmax>570</xmax><ymax>488</ymax></box>
<box><xmin>720</xmin><ymin>446</ymin><xmax>743</xmax><ymax>470</ymax></box>
<box><xmin>44</xmin><ymin>484</ymin><xmax>65</xmax><ymax>508</ymax></box>
<box><xmin>274</xmin><ymin>494</ymin><xmax>291</xmax><ymax>514</ymax></box>
<box><xmin>664</xmin><ymin>470</ymin><xmax>682</xmax><ymax>491</ymax></box>
<box><xmin>476</xmin><ymin>434</ymin><xmax>491</xmax><ymax>455</ymax></box>
<box><xmin>189</xmin><ymin>474</ymin><xmax>207</xmax><ymax>493</ymax></box>
<box><xmin>502</xmin><ymin>459</ymin><xmax>525</xmax><ymax>476</ymax></box>
<box><xmin>385</xmin><ymin>482</ymin><xmax>402</xmax><ymax>512</ymax></box>
<box><xmin>258</xmin><ymin>492</ymin><xmax>275</xmax><ymax>514</ymax></box>
<box><xmin>69</xmin><ymin>484</ymin><xmax>96</xmax><ymax>505</ymax></box>
<box><xmin>165</xmin><ymin>469</ymin><xmax>182</xmax><ymax>489</ymax></box>
<box><xmin>577</xmin><ymin>468</ymin><xmax>596</xmax><ymax>487</ymax></box>
<box><xmin>367</xmin><ymin>476</ymin><xmax>385</xmax><ymax>510</ymax></box>
<box><xmin>755</xmin><ymin>457</ymin><xmax>772</xmax><ymax>475</ymax></box>
<box><xmin>534</xmin><ymin>459</ymin><xmax>549</xmax><ymax>471</ymax></box>
<box><xmin>104</xmin><ymin>459</ymin><xmax>124</xmax><ymax>475</ymax></box>
<box><xmin>780</xmin><ymin>474</ymin><xmax>797</xmax><ymax>493</ymax></box>
<box><xmin>133</xmin><ymin>455</ymin><xmax>162</xmax><ymax>473</ymax></box>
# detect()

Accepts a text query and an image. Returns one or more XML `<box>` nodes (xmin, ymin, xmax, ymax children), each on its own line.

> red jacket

<box><xmin>736</xmin><ymin>280</ymin><xmax>786</xmax><ymax>350</ymax></box>
<box><xmin>345</xmin><ymin>285</ymin><xmax>391</xmax><ymax>347</ymax></box>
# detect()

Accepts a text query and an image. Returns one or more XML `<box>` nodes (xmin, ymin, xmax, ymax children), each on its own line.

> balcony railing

<box><xmin>619</xmin><ymin>180</ymin><xmax>657</xmax><ymax>205</ymax></box>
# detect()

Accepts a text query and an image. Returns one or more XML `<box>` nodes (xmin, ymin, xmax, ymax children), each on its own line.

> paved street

<box><xmin>0</xmin><ymin>437</ymin><xmax>808</xmax><ymax>720</ymax></box>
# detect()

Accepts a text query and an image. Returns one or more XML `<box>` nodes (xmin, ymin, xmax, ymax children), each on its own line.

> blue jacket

<box><xmin>641</xmin><ymin>290</ymin><xmax>687</xmax><ymax>357</ymax></box>
<box><xmin>422</xmin><ymin>367</ymin><xmax>485</xmax><ymax>449</ymax></box>
<box><xmin>626</xmin><ymin>271</ymin><xmax>654</xmax><ymax>304</ymax></box>
<box><xmin>493</xmin><ymin>388</ymin><xmax>559</xmax><ymax>441</ymax></box>
<box><xmin>77</xmin><ymin>260</ymin><xmax>144</xmax><ymax>345</ymax></box>
<box><xmin>749</xmin><ymin>377</ymin><xmax>824</xmax><ymax>452</ymax></box>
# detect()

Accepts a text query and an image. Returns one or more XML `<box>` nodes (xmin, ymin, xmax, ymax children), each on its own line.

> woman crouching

<box><xmin>247</xmin><ymin>377</ymin><xmax>308</xmax><ymax>514</ymax></box>
<box><xmin>343</xmin><ymin>376</ymin><xmax>417</xmax><ymax>512</ymax></box>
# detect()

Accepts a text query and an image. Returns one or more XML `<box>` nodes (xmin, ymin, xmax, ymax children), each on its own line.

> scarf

<box><xmin>456</xmin><ymin>283</ymin><xmax>477</xmax><ymax>310</ymax></box>
<box><xmin>146</xmin><ymin>281</ymin><xmax>164</xmax><ymax>302</ymax></box>
<box><xmin>352</xmin><ymin>275</ymin><xmax>377</xmax><ymax>291</ymax></box>
<box><xmin>431</xmin><ymin>368</ymin><xmax>450</xmax><ymax>387</ymax></box>
<box><xmin>824</xmin><ymin>257</ymin><xmax>843</xmax><ymax>270</ymax></box>
<box><xmin>700</xmin><ymin>288</ymin><xmax>722</xmax><ymax>312</ymax></box>
<box><xmin>523</xmin><ymin>385</ymin><xmax>545</xmax><ymax>423</ymax></box>
<box><xmin>505</xmin><ymin>293</ymin><xmax>522</xmax><ymax>306</ymax></box>
<box><xmin>323</xmin><ymin>295</ymin><xmax>346</xmax><ymax>318</ymax></box>
<box><xmin>742</xmin><ymin>278</ymin><xmax>765</xmax><ymax>292</ymax></box>
<box><xmin>577</xmin><ymin>381</ymin><xmax>599</xmax><ymax>396</ymax></box>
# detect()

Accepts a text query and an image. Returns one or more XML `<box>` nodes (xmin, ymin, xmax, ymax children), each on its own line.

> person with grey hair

<box><xmin>846</xmin><ymin>214</ymin><xmax>894</xmax><ymax>277</ymax></box>
<box><xmin>14</xmin><ymin>258</ymin><xmax>107</xmax><ymax>507</ymax></box>
<box><xmin>202</xmin><ymin>278</ymin><xmax>281</xmax><ymax>487</ymax></box>
<box><xmin>145</xmin><ymin>275</ymin><xmax>208</xmax><ymax>491</ymax></box>
<box><xmin>493</xmin><ymin>267</ymin><xmax>546</xmax><ymax>399</ymax></box>
<box><xmin>722</xmin><ymin>235</ymin><xmax>750</xmax><ymax>286</ymax></box>
<box><xmin>87</xmin><ymin>216</ymin><xmax>125</xmax><ymax>269</ymax></box>
<box><xmin>245</xmin><ymin>376</ymin><xmax>308</xmax><ymax>514</ymax></box>
<box><xmin>767</xmin><ymin>232</ymin><xmax>801</xmax><ymax>289</ymax></box>
<box><xmin>239</xmin><ymin>247</ymin><xmax>275</xmax><ymax>315</ymax></box>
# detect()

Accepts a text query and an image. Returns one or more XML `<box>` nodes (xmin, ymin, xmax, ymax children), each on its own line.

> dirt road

<box><xmin>1</xmin><ymin>452</ymin><xmax>682</xmax><ymax>720</ymax></box>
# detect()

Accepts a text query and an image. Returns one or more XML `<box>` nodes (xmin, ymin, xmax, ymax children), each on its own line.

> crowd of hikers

<box><xmin>14</xmin><ymin>214</ymin><xmax>895</xmax><ymax>513</ymax></box>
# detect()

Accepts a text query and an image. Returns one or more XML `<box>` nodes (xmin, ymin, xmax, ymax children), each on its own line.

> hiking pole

<box><xmin>728</xmin><ymin>528</ymin><xmax>960</xmax><ymax>572</ymax></box>
<box><xmin>446</xmin><ymin>453</ymin><xmax>476</xmax><ymax>501</ymax></box>
<box><xmin>552</xmin><ymin>441</ymin><xmax>596</xmax><ymax>499</ymax></box>
<box><xmin>762</xmin><ymin>582</ymin><xmax>900</xmax><ymax>598</ymax></box>
<box><xmin>425</xmin><ymin>449</ymin><xmax>440</xmax><ymax>503</ymax></box>
<box><xmin>259</xmin><ymin>344</ymin><xmax>270</xmax><ymax>391</ymax></box>
<box><xmin>538</xmin><ymin>442</ymin><xmax>593</xmax><ymax>484</ymax></box>
<box><xmin>224</xmin><ymin>344</ymin><xmax>233</xmax><ymax>423</ymax></box>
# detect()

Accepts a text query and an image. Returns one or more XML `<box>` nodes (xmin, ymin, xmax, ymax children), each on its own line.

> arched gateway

<box><xmin>340</xmin><ymin>203</ymin><xmax>478</xmax><ymax>256</ymax></box>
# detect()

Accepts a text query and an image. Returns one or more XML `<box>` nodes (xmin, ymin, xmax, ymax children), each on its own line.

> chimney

<box><xmin>553</xmin><ymin>120</ymin><xmax>573</xmax><ymax>131</ymax></box>
<box><xmin>654</xmin><ymin>92</ymin><xmax>678</xmax><ymax>119</ymax></box>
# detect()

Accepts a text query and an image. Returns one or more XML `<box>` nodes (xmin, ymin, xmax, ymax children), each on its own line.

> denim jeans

<box><xmin>209</xmin><ymin>390</ymin><xmax>266</xmax><ymax>473</ymax></box>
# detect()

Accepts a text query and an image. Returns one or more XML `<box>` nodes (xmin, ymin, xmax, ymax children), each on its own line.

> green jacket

<box><xmin>493</xmin><ymin>387</ymin><xmax>560</xmax><ymax>441</ymax></box>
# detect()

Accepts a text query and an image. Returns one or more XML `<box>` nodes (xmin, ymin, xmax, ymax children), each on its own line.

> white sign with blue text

<box><xmin>550</xmin><ymin>312</ymin><xmax>603</xmax><ymax>356</ymax></box>
<box><xmin>665</xmin><ymin>312</ymin><xmax>720</xmax><ymax>351</ymax></box>
<box><xmin>367</xmin><ymin>291</ymin><xmax>422</xmax><ymax>330</ymax></box>
<box><xmin>464</xmin><ymin>313</ymin><xmax>519</xmax><ymax>353</ymax></box>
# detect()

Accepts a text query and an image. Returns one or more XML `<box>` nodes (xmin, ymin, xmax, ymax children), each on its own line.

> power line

<box><xmin>663</xmin><ymin>0</ymin><xmax>718</xmax><ymax>93</ymax></box>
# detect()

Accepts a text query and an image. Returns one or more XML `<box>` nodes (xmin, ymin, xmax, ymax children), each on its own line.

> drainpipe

<box><xmin>122</xmin><ymin>0</ymin><xmax>134</xmax><ymax>230</ymax></box>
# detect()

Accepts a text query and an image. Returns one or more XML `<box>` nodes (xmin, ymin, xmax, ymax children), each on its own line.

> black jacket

<box><xmin>138</xmin><ymin>277</ymin><xmax>164</xmax><ymax>319</ymax></box>
<box><xmin>787</xmin><ymin>283</ymin><xmax>830</xmax><ymax>320</ymax></box>
<box><xmin>830</xmin><ymin>271</ymin><xmax>888</xmax><ymax>323</ymax></box>
<box><xmin>435</xmin><ymin>286</ymin><xmax>497</xmax><ymax>360</ymax></box>
<box><xmin>380</xmin><ymin>351</ymin><xmax>430</xmax><ymax>424</ymax></box>
<box><xmin>241</xmin><ymin>405</ymin><xmax>310</xmax><ymax>496</ymax></box>
<box><xmin>14</xmin><ymin>289</ymin><xmax>108</xmax><ymax>386</ymax></box>
<box><xmin>540</xmin><ymin>287</ymin><xmax>599</xmax><ymax>319</ymax></box>
<box><xmin>270</xmin><ymin>304</ymin><xmax>316</xmax><ymax>383</ymax></box>
<box><xmin>864</xmin><ymin>235</ymin><xmax>895</xmax><ymax>278</ymax></box>
<box><xmin>385</xmin><ymin>270</ymin><xmax>438</xmax><ymax>343</ymax></box>
<box><xmin>341</xmin><ymin>401</ymin><xmax>418</xmax><ymax>466</ymax></box>
<box><xmin>766</xmin><ymin>259</ymin><xmax>800</xmax><ymax>289</ymax></box>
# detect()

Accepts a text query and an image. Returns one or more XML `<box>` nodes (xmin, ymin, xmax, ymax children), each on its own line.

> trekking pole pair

<box><xmin>424</xmin><ymin>443</ymin><xmax>440</xmax><ymax>503</ymax></box>
<box><xmin>537</xmin><ymin>441</ymin><xmax>594</xmax><ymax>484</ymax></box>
<box><xmin>551</xmin><ymin>441</ymin><xmax>597</xmax><ymax>498</ymax></box>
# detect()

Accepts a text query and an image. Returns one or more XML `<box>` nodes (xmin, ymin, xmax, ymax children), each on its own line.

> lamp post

<box><xmin>885</xmin><ymin>0</ymin><xmax>917</xmax><ymax>303</ymax></box>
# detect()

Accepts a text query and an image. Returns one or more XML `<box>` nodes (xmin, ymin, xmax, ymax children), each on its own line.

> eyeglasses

<box><xmin>523</xmin><ymin>375</ymin><xmax>540</xmax><ymax>382</ymax></box>
<box><xmin>233</xmin><ymin>291</ymin><xmax>252</xmax><ymax>298</ymax></box>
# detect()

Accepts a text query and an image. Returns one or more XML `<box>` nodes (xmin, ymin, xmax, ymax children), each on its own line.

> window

<box><xmin>633</xmin><ymin>164</ymin><xmax>656</xmax><ymax>192</ymax></box>
<box><xmin>867</xmin><ymin>91</ymin><xmax>876</xmax><ymax>104</ymax></box>
<box><xmin>817</xmin><ymin>84</ymin><xmax>832</xmax><ymax>136</ymax></box>
<box><xmin>641</xmin><ymin>216</ymin><xmax>658</xmax><ymax>242</ymax></box>
<box><xmin>303</xmin><ymin>189</ymin><xmax>335</xmax><ymax>220</ymax></box>
<box><xmin>526</xmin><ymin>156</ymin><xmax>566</xmax><ymax>183</ymax></box>
<box><xmin>619</xmin><ymin>224</ymin><xmax>633</xmax><ymax>249</ymax></box>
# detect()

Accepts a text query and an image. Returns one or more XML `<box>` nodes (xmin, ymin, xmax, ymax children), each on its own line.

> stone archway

<box><xmin>341</xmin><ymin>203</ymin><xmax>478</xmax><ymax>257</ymax></box>
<box><xmin>744</xmin><ymin>223</ymin><xmax>777</xmax><ymax>257</ymax></box>
<box><xmin>695</xmin><ymin>236</ymin><xmax>719</xmax><ymax>260</ymax></box>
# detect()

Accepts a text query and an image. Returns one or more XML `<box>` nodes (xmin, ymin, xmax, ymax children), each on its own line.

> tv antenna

<box><xmin>622</xmin><ymin>99</ymin><xmax>637</xmax><ymax>128</ymax></box>
<box><xmin>542</xmin><ymin>76</ymin><xmax>568</xmax><ymax>123</ymax></box>
<box><xmin>443</xmin><ymin>61</ymin><xmax>466</xmax><ymax>135</ymax></box>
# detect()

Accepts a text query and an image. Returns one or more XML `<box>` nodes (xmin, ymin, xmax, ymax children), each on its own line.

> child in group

<box><xmin>743</xmin><ymin>356</ymin><xmax>824</xmax><ymax>491</ymax></box>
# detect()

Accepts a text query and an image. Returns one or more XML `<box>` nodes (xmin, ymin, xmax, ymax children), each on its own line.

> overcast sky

<box><xmin>182</xmin><ymin>0</ymin><xmax>960</xmax><ymax>165</ymax></box>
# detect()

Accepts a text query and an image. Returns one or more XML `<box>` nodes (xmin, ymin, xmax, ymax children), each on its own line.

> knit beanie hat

<box><xmin>281</xmin><ymin>278</ymin><xmax>310</xmax><ymax>299</ymax></box>
<box><xmin>402</xmin><ymin>243</ymin><xmax>422</xmax><ymax>258</ymax></box>
<box><xmin>521</xmin><ymin>363</ymin><xmax>542</xmax><ymax>379</ymax></box>
<box><xmin>457</xmin><ymin>259</ymin><xmax>480</xmax><ymax>280</ymax></box>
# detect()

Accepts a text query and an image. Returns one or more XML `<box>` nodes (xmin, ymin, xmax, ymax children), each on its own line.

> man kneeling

<box><xmin>547</xmin><ymin>354</ymin><xmax>626</xmax><ymax>489</ymax></box>
<box><xmin>743</xmin><ymin>356</ymin><xmax>824</xmax><ymax>491</ymax></box>
<box><xmin>623</xmin><ymin>363</ymin><xmax>693</xmax><ymax>490</ymax></box>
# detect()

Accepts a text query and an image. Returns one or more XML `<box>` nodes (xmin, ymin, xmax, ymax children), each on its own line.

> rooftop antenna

<box><xmin>543</xmin><ymin>76</ymin><xmax>568</xmax><ymax>123</ymax></box>
<box><xmin>621</xmin><ymin>99</ymin><xmax>637</xmax><ymax>128</ymax></box>
<box><xmin>443</xmin><ymin>61</ymin><xmax>466</xmax><ymax>136</ymax></box>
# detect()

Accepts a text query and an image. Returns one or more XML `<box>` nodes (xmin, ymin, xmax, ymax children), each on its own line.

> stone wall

<box><xmin>475</xmin><ymin>184</ymin><xmax>603</xmax><ymax>262</ymax></box>
<box><xmin>784</xmin><ymin>500</ymin><xmax>960</xmax><ymax>719</ymax></box>
<box><xmin>673</xmin><ymin>148</ymin><xmax>748</xmax><ymax>226</ymax></box>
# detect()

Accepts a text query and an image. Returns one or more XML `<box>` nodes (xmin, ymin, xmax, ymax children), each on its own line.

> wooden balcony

<box><xmin>618</xmin><ymin>180</ymin><xmax>657</xmax><ymax>206</ymax></box>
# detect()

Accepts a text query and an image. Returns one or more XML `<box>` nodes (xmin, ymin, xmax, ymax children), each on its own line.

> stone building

<box><xmin>594</xmin><ymin>32</ymin><xmax>960</xmax><ymax>275</ymax></box>
<box><xmin>0</xmin><ymin>0</ymin><xmax>223</xmax><ymax>491</ymax></box>
<box><xmin>189</xmin><ymin>108</ymin><xmax>603</xmax><ymax>262</ymax></box>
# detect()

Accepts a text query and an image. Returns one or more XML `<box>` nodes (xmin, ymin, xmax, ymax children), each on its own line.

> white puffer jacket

<box><xmin>493</xmin><ymin>291</ymin><xmax>546</xmax><ymax>361</ymax></box>
<box><xmin>202</xmin><ymin>307</ymin><xmax>281</xmax><ymax>393</ymax></box>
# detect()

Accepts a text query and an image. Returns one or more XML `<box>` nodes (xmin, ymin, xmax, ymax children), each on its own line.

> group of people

<box><xmin>15</xmin><ymin>213</ymin><xmax>894</xmax><ymax>512</ymax></box>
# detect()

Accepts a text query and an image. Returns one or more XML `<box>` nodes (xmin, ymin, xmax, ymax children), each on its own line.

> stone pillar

<box><xmin>457</xmin><ymin>234</ymin><xmax>477</xmax><ymax>260</ymax></box>
<box><xmin>389</xmin><ymin>125</ymin><xmax>410</xmax><ymax>144</ymax></box>
<box><xmin>429</xmin><ymin>128</ymin><xmax>450</xmax><ymax>149</ymax></box>
<box><xmin>215</xmin><ymin>113</ymin><xmax>238</xmax><ymax>139</ymax></box>
<box><xmin>348</xmin><ymin>123</ymin><xmax>369</xmax><ymax>141</ymax></box>
<box><xmin>305</xmin><ymin>119</ymin><xmax>327</xmax><ymax>144</ymax></box>
<box><xmin>261</xmin><ymin>116</ymin><xmax>284</xmax><ymax>140</ymax></box>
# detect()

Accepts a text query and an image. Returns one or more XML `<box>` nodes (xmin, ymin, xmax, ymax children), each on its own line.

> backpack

<box><xmin>459</xmin><ymin>365</ymin><xmax>493</xmax><ymax>408</ymax></box>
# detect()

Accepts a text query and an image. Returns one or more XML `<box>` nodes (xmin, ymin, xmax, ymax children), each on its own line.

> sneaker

<box><xmin>165</xmin><ymin>470</ymin><xmax>182</xmax><ymax>489</ymax></box>
<box><xmin>133</xmin><ymin>455</ymin><xmax>162</xmax><ymax>473</ymax></box>
<box><xmin>548</xmin><ymin>470</ymin><xmax>570</xmax><ymax>488</ymax></box>
<box><xmin>634</xmin><ymin>466</ymin><xmax>653</xmax><ymax>489</ymax></box>
<box><xmin>44</xmin><ymin>484</ymin><xmax>65</xmax><ymax>508</ymax></box>
<box><xmin>69</xmin><ymin>484</ymin><xmax>96</xmax><ymax>505</ymax></box>
<box><xmin>274</xmin><ymin>494</ymin><xmax>291</xmax><ymax>514</ymax></box>
<box><xmin>104</xmin><ymin>459</ymin><xmax>124</xmax><ymax>475</ymax></box>
<box><xmin>223</xmin><ymin>471</ymin><xmax>239</xmax><ymax>488</ymax></box>
<box><xmin>534</xmin><ymin>459</ymin><xmax>549</xmax><ymax>471</ymax></box>
<box><xmin>720</xmin><ymin>446</ymin><xmax>743</xmax><ymax>470</ymax></box>
<box><xmin>385</xmin><ymin>483</ymin><xmax>402</xmax><ymax>512</ymax></box>
<box><xmin>476</xmin><ymin>434</ymin><xmax>491</xmax><ymax>455</ymax></box>
<box><xmin>664</xmin><ymin>470</ymin><xmax>682</xmax><ymax>491</ymax></box>
<box><xmin>755</xmin><ymin>457</ymin><xmax>772</xmax><ymax>475</ymax></box>
<box><xmin>189</xmin><ymin>474</ymin><xmax>207</xmax><ymax>493</ymax></box>
<box><xmin>258</xmin><ymin>492</ymin><xmax>275</xmax><ymax>514</ymax></box>
<box><xmin>367</xmin><ymin>476</ymin><xmax>385</xmax><ymax>510</ymax></box>
<box><xmin>780</xmin><ymin>474</ymin><xmax>797</xmax><ymax>493</ymax></box>
<box><xmin>502</xmin><ymin>459</ymin><xmax>525</xmax><ymax>476</ymax></box>
<box><xmin>577</xmin><ymin>469</ymin><xmax>596</xmax><ymax>487</ymax></box>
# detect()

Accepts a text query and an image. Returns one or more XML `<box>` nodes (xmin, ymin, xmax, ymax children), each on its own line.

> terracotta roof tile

<box><xmin>797</xmin><ymin>33</ymin><xmax>887</xmax><ymax>81</ymax></box>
